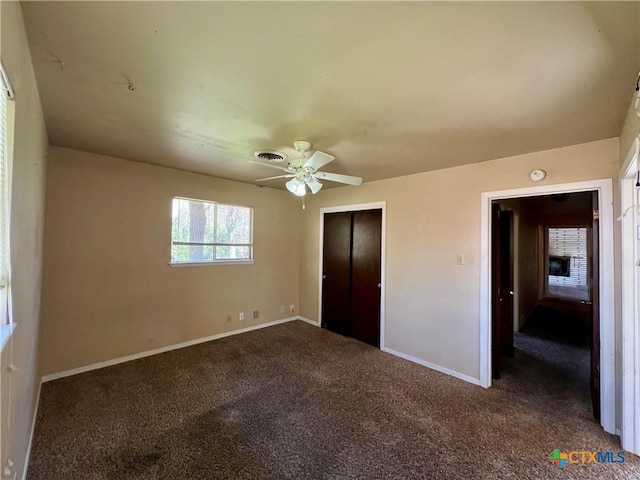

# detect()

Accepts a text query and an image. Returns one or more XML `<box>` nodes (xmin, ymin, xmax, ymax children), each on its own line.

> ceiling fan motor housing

<box><xmin>293</xmin><ymin>140</ymin><xmax>312</xmax><ymax>153</ymax></box>
<box><xmin>288</xmin><ymin>140</ymin><xmax>313</xmax><ymax>169</ymax></box>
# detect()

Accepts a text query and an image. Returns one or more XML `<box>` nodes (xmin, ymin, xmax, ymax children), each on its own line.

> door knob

<box><xmin>322</xmin><ymin>275</ymin><xmax>326</xmax><ymax>279</ymax></box>
<box><xmin>509</xmin><ymin>291</ymin><xmax>514</xmax><ymax>295</ymax></box>
<box><xmin>581</xmin><ymin>300</ymin><xmax>592</xmax><ymax>305</ymax></box>
<box><xmin>377</xmin><ymin>283</ymin><xmax>381</xmax><ymax>288</ymax></box>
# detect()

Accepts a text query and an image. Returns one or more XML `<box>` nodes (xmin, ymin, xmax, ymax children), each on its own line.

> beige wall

<box><xmin>0</xmin><ymin>2</ymin><xmax>49</xmax><ymax>478</ymax></box>
<box><xmin>515</xmin><ymin>210</ymin><xmax>539</xmax><ymax>328</ymax></box>
<box><xmin>498</xmin><ymin>199</ymin><xmax>539</xmax><ymax>329</ymax></box>
<box><xmin>619</xmin><ymin>94</ymin><xmax>639</xmax><ymax>167</ymax></box>
<box><xmin>300</xmin><ymin>138</ymin><xmax>618</xmax><ymax>380</ymax></box>
<box><xmin>39</xmin><ymin>147</ymin><xmax>300</xmax><ymax>376</ymax></box>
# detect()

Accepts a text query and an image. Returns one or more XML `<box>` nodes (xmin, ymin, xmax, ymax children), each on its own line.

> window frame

<box><xmin>169</xmin><ymin>196</ymin><xmax>254</xmax><ymax>267</ymax></box>
<box><xmin>0</xmin><ymin>59</ymin><xmax>14</xmax><ymax>350</ymax></box>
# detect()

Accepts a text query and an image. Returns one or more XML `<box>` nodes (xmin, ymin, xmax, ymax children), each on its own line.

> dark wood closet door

<box><xmin>321</xmin><ymin>212</ymin><xmax>352</xmax><ymax>336</ymax></box>
<box><xmin>350</xmin><ymin>209</ymin><xmax>382</xmax><ymax>347</ymax></box>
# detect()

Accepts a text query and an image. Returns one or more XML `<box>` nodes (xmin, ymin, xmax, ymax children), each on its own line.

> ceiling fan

<box><xmin>250</xmin><ymin>140</ymin><xmax>363</xmax><ymax>196</ymax></box>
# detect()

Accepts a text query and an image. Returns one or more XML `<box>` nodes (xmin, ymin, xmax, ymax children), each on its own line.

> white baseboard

<box><xmin>22</xmin><ymin>379</ymin><xmax>41</xmax><ymax>480</ymax></box>
<box><xmin>42</xmin><ymin>316</ymin><xmax>300</xmax><ymax>383</ymax></box>
<box><xmin>298</xmin><ymin>316</ymin><xmax>320</xmax><ymax>327</ymax></box>
<box><xmin>381</xmin><ymin>347</ymin><xmax>482</xmax><ymax>387</ymax></box>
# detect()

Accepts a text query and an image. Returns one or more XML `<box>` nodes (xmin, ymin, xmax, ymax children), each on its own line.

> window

<box><xmin>170</xmin><ymin>197</ymin><xmax>253</xmax><ymax>265</ymax></box>
<box><xmin>547</xmin><ymin>226</ymin><xmax>589</xmax><ymax>301</ymax></box>
<box><xmin>0</xmin><ymin>60</ymin><xmax>14</xmax><ymax>347</ymax></box>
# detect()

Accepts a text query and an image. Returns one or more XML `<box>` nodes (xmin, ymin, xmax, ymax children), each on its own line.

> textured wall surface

<box><xmin>0</xmin><ymin>2</ymin><xmax>49</xmax><ymax>478</ymax></box>
<box><xmin>39</xmin><ymin>147</ymin><xmax>301</xmax><ymax>376</ymax></box>
<box><xmin>300</xmin><ymin>139</ymin><xmax>618</xmax><ymax>380</ymax></box>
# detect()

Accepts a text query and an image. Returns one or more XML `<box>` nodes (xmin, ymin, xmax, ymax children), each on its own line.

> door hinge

<box><xmin>593</xmin><ymin>209</ymin><xmax>599</xmax><ymax>221</ymax></box>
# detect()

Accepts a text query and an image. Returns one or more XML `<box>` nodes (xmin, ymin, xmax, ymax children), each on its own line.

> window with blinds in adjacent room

<box><xmin>547</xmin><ymin>226</ymin><xmax>589</xmax><ymax>302</ymax></box>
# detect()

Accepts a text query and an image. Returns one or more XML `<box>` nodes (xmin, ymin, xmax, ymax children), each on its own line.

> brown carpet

<box><xmin>519</xmin><ymin>304</ymin><xmax>591</xmax><ymax>349</ymax></box>
<box><xmin>28</xmin><ymin>321</ymin><xmax>639</xmax><ymax>479</ymax></box>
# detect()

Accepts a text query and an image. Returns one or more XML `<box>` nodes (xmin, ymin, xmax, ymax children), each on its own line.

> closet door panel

<box><xmin>350</xmin><ymin>209</ymin><xmax>382</xmax><ymax>347</ymax></box>
<box><xmin>321</xmin><ymin>212</ymin><xmax>352</xmax><ymax>336</ymax></box>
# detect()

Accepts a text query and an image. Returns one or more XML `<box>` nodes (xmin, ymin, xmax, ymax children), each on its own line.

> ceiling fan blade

<box><xmin>315</xmin><ymin>171</ymin><xmax>363</xmax><ymax>186</ymax></box>
<box><xmin>255</xmin><ymin>174</ymin><xmax>295</xmax><ymax>182</ymax></box>
<box><xmin>305</xmin><ymin>177</ymin><xmax>323</xmax><ymax>194</ymax></box>
<box><xmin>304</xmin><ymin>151</ymin><xmax>334</xmax><ymax>170</ymax></box>
<box><xmin>249</xmin><ymin>160</ymin><xmax>290</xmax><ymax>172</ymax></box>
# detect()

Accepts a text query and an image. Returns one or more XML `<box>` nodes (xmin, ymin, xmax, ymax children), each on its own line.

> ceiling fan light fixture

<box><xmin>306</xmin><ymin>177</ymin><xmax>323</xmax><ymax>194</ymax></box>
<box><xmin>286</xmin><ymin>178</ymin><xmax>306</xmax><ymax>196</ymax></box>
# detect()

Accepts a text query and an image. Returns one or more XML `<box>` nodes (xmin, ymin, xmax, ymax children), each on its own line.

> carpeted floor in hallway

<box><xmin>27</xmin><ymin>321</ymin><xmax>639</xmax><ymax>479</ymax></box>
<box><xmin>511</xmin><ymin>303</ymin><xmax>592</xmax><ymax>424</ymax></box>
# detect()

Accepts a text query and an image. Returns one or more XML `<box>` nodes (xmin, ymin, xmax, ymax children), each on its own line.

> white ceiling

<box><xmin>22</xmin><ymin>1</ymin><xmax>640</xmax><ymax>190</ymax></box>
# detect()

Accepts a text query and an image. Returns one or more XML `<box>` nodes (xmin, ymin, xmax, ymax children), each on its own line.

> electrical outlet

<box><xmin>253</xmin><ymin>309</ymin><xmax>259</xmax><ymax>319</ymax></box>
<box><xmin>290</xmin><ymin>304</ymin><xmax>295</xmax><ymax>312</ymax></box>
<box><xmin>280</xmin><ymin>306</ymin><xmax>285</xmax><ymax>313</ymax></box>
<box><xmin>456</xmin><ymin>254</ymin><xmax>465</xmax><ymax>265</ymax></box>
<box><xmin>239</xmin><ymin>312</ymin><xmax>244</xmax><ymax>321</ymax></box>
<box><xmin>226</xmin><ymin>315</ymin><xmax>232</xmax><ymax>323</ymax></box>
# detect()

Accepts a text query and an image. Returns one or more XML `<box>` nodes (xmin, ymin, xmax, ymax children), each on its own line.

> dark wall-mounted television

<box><xmin>549</xmin><ymin>255</ymin><xmax>570</xmax><ymax>277</ymax></box>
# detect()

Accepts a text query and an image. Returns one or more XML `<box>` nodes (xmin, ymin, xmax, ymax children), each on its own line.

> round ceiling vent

<box><xmin>254</xmin><ymin>150</ymin><xmax>287</xmax><ymax>163</ymax></box>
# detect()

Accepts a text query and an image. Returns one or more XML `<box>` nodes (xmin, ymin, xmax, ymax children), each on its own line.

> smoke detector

<box><xmin>530</xmin><ymin>169</ymin><xmax>547</xmax><ymax>181</ymax></box>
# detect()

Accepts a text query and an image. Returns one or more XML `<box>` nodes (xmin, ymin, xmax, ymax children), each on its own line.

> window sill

<box><xmin>168</xmin><ymin>260</ymin><xmax>255</xmax><ymax>267</ymax></box>
<box><xmin>0</xmin><ymin>323</ymin><xmax>15</xmax><ymax>352</ymax></box>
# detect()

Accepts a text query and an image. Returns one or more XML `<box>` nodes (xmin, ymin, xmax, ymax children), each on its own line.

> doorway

<box><xmin>480</xmin><ymin>179</ymin><xmax>615</xmax><ymax>435</ymax></box>
<box><xmin>491</xmin><ymin>191</ymin><xmax>600</xmax><ymax>420</ymax></box>
<box><xmin>319</xmin><ymin>202</ymin><xmax>386</xmax><ymax>348</ymax></box>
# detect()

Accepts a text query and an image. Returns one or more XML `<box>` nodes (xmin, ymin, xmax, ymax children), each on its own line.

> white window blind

<box><xmin>0</xmin><ymin>62</ymin><xmax>12</xmax><ymax>326</ymax></box>
<box><xmin>548</xmin><ymin>227</ymin><xmax>588</xmax><ymax>287</ymax></box>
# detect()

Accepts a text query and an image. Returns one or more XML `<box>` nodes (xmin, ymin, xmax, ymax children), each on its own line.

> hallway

<box><xmin>500</xmin><ymin>304</ymin><xmax>594</xmax><ymax>425</ymax></box>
